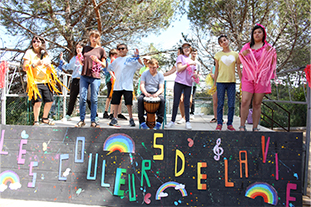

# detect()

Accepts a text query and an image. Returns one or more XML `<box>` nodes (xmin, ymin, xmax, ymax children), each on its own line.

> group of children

<box><xmin>23</xmin><ymin>23</ymin><xmax>276</xmax><ymax>131</ymax></box>
<box><xmin>165</xmin><ymin>24</ymin><xmax>276</xmax><ymax>131</ymax></box>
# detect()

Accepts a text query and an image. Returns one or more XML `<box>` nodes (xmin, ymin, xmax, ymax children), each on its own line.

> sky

<box><xmin>141</xmin><ymin>15</ymin><xmax>190</xmax><ymax>51</ymax></box>
<box><xmin>0</xmin><ymin>14</ymin><xmax>193</xmax><ymax>90</ymax></box>
<box><xmin>0</xmin><ymin>14</ymin><xmax>191</xmax><ymax>60</ymax></box>
<box><xmin>139</xmin><ymin>15</ymin><xmax>192</xmax><ymax>90</ymax></box>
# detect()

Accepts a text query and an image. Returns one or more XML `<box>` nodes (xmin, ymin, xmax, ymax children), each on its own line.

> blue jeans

<box><xmin>216</xmin><ymin>83</ymin><xmax>236</xmax><ymax>125</ymax></box>
<box><xmin>79</xmin><ymin>76</ymin><xmax>101</xmax><ymax>122</ymax></box>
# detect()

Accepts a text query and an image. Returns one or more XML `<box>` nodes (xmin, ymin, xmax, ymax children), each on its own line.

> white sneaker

<box><xmin>185</xmin><ymin>122</ymin><xmax>192</xmax><ymax>130</ymax></box>
<box><xmin>177</xmin><ymin>118</ymin><xmax>185</xmax><ymax>124</ymax></box>
<box><xmin>95</xmin><ymin>117</ymin><xmax>100</xmax><ymax>122</ymax></box>
<box><xmin>165</xmin><ymin>121</ymin><xmax>175</xmax><ymax>128</ymax></box>
<box><xmin>62</xmin><ymin>115</ymin><xmax>71</xmax><ymax>122</ymax></box>
<box><xmin>190</xmin><ymin>114</ymin><xmax>195</xmax><ymax>120</ymax></box>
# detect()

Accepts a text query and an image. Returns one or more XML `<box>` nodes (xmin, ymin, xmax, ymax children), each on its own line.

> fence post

<box><xmin>303</xmin><ymin>83</ymin><xmax>311</xmax><ymax>195</ymax></box>
<box><xmin>163</xmin><ymin>80</ymin><xmax>166</xmax><ymax>128</ymax></box>
<box><xmin>1</xmin><ymin>87</ymin><xmax>5</xmax><ymax>125</ymax></box>
<box><xmin>1</xmin><ymin>63</ymin><xmax>7</xmax><ymax>125</ymax></box>
<box><xmin>62</xmin><ymin>74</ymin><xmax>68</xmax><ymax>119</ymax></box>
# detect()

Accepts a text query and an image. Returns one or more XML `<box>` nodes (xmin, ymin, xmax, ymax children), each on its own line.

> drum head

<box><xmin>143</xmin><ymin>96</ymin><xmax>161</xmax><ymax>103</ymax></box>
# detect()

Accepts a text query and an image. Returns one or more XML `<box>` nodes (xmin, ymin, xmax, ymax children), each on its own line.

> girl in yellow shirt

<box><xmin>23</xmin><ymin>36</ymin><xmax>57</xmax><ymax>125</ymax></box>
<box><xmin>213</xmin><ymin>34</ymin><xmax>242</xmax><ymax>131</ymax></box>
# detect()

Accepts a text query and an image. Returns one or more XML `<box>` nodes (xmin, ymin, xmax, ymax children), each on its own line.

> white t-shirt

<box><xmin>108</xmin><ymin>55</ymin><xmax>143</xmax><ymax>91</ymax></box>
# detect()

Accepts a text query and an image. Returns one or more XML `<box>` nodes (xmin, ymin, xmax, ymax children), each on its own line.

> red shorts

<box><xmin>242</xmin><ymin>80</ymin><xmax>271</xmax><ymax>94</ymax></box>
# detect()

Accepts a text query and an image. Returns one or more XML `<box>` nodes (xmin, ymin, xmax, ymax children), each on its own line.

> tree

<box><xmin>187</xmin><ymin>0</ymin><xmax>310</xmax><ymax>71</ymax></box>
<box><xmin>0</xmin><ymin>0</ymin><xmax>180</xmax><ymax>62</ymax></box>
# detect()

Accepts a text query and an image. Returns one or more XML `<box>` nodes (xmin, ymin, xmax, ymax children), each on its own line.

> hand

<box><xmin>242</xmin><ymin>50</ymin><xmax>250</xmax><ymax>56</ymax></box>
<box><xmin>265</xmin><ymin>45</ymin><xmax>271</xmax><ymax>51</ymax></box>
<box><xmin>35</xmin><ymin>60</ymin><xmax>44</xmax><ymax>67</ymax></box>
<box><xmin>134</xmin><ymin>49</ymin><xmax>139</xmax><ymax>57</ymax></box>
<box><xmin>193</xmin><ymin>73</ymin><xmax>199</xmax><ymax>79</ymax></box>
<box><xmin>44</xmin><ymin>62</ymin><xmax>51</xmax><ymax>68</ymax></box>
<box><xmin>59</xmin><ymin>52</ymin><xmax>63</xmax><ymax>60</ymax></box>
<box><xmin>90</xmin><ymin>55</ymin><xmax>99</xmax><ymax>63</ymax></box>
<box><xmin>145</xmin><ymin>93</ymin><xmax>151</xmax><ymax>97</ymax></box>
<box><xmin>151</xmin><ymin>94</ymin><xmax>158</xmax><ymax>98</ymax></box>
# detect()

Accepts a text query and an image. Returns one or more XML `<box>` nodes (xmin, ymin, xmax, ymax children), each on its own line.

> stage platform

<box><xmin>1</xmin><ymin>115</ymin><xmax>306</xmax><ymax>207</ymax></box>
<box><xmin>51</xmin><ymin>113</ymin><xmax>273</xmax><ymax>131</ymax></box>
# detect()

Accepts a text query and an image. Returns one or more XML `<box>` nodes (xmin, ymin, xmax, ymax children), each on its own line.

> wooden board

<box><xmin>0</xmin><ymin>125</ymin><xmax>302</xmax><ymax>206</ymax></box>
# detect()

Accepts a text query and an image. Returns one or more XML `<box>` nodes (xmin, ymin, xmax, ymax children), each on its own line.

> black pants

<box><xmin>172</xmin><ymin>82</ymin><xmax>191</xmax><ymax>122</ymax></box>
<box><xmin>67</xmin><ymin>78</ymin><xmax>91</xmax><ymax>116</ymax></box>
<box><xmin>190</xmin><ymin>86</ymin><xmax>197</xmax><ymax>114</ymax></box>
<box><xmin>67</xmin><ymin>78</ymin><xmax>80</xmax><ymax>116</ymax></box>
<box><xmin>138</xmin><ymin>93</ymin><xmax>165</xmax><ymax>124</ymax></box>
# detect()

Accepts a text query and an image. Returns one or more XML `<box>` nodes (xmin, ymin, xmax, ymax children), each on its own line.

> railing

<box><xmin>261</xmin><ymin>95</ymin><xmax>291</xmax><ymax>132</ymax></box>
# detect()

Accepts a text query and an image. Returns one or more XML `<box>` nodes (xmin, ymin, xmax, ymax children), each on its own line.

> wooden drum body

<box><xmin>143</xmin><ymin>97</ymin><xmax>160</xmax><ymax>129</ymax></box>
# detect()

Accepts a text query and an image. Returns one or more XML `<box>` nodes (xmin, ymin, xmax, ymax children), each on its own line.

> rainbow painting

<box><xmin>103</xmin><ymin>133</ymin><xmax>135</xmax><ymax>154</ymax></box>
<box><xmin>155</xmin><ymin>181</ymin><xmax>188</xmax><ymax>200</ymax></box>
<box><xmin>245</xmin><ymin>182</ymin><xmax>278</xmax><ymax>205</ymax></box>
<box><xmin>0</xmin><ymin>170</ymin><xmax>22</xmax><ymax>192</ymax></box>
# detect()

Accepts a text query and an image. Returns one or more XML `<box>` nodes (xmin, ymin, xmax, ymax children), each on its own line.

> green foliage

<box><xmin>5</xmin><ymin>97</ymin><xmax>32</xmax><ymax>125</ymax></box>
<box><xmin>187</xmin><ymin>0</ymin><xmax>310</xmax><ymax>71</ymax></box>
<box><xmin>0</xmin><ymin>0</ymin><xmax>180</xmax><ymax>61</ymax></box>
<box><xmin>261</xmin><ymin>84</ymin><xmax>307</xmax><ymax>128</ymax></box>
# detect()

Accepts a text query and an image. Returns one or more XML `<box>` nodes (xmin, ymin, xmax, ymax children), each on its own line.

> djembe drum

<box><xmin>143</xmin><ymin>97</ymin><xmax>161</xmax><ymax>129</ymax></box>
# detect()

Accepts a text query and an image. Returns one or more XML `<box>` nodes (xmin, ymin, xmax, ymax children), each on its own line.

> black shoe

<box><xmin>129</xmin><ymin>118</ymin><xmax>135</xmax><ymax>127</ymax></box>
<box><xmin>109</xmin><ymin>118</ymin><xmax>118</xmax><ymax>126</ymax></box>
<box><xmin>118</xmin><ymin>113</ymin><xmax>128</xmax><ymax>120</ymax></box>
<box><xmin>103</xmin><ymin>111</ymin><xmax>109</xmax><ymax>119</ymax></box>
<box><xmin>109</xmin><ymin>114</ymin><xmax>113</xmax><ymax>119</ymax></box>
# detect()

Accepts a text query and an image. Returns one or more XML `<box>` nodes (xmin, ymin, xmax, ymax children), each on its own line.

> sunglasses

<box><xmin>183</xmin><ymin>46</ymin><xmax>190</xmax><ymax>49</ymax></box>
<box><xmin>32</xmin><ymin>40</ymin><xmax>41</xmax><ymax>43</ymax></box>
<box><xmin>117</xmin><ymin>47</ymin><xmax>126</xmax><ymax>51</ymax></box>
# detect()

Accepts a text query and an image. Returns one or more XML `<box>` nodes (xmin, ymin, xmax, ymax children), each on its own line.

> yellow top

<box><xmin>214</xmin><ymin>51</ymin><xmax>238</xmax><ymax>83</ymax></box>
<box><xmin>23</xmin><ymin>49</ymin><xmax>67</xmax><ymax>101</ymax></box>
<box><xmin>23</xmin><ymin>49</ymin><xmax>51</xmax><ymax>84</ymax></box>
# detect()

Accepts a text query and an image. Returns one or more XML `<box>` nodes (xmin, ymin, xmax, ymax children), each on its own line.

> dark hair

<box><xmin>192</xmin><ymin>48</ymin><xmax>197</xmax><ymax>52</ymax></box>
<box><xmin>117</xmin><ymin>43</ymin><xmax>127</xmax><ymax>49</ymax></box>
<box><xmin>30</xmin><ymin>35</ymin><xmax>48</xmax><ymax>56</ymax></box>
<box><xmin>250</xmin><ymin>25</ymin><xmax>266</xmax><ymax>48</ymax></box>
<box><xmin>180</xmin><ymin>45</ymin><xmax>192</xmax><ymax>55</ymax></box>
<box><xmin>74</xmin><ymin>42</ymin><xmax>84</xmax><ymax>56</ymax></box>
<box><xmin>218</xmin><ymin>34</ymin><xmax>228</xmax><ymax>44</ymax></box>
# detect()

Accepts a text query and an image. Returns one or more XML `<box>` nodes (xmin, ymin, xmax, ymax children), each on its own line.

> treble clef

<box><xmin>213</xmin><ymin>138</ymin><xmax>224</xmax><ymax>161</ymax></box>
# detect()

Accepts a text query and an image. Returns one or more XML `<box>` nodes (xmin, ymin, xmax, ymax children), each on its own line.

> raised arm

<box><xmin>163</xmin><ymin>65</ymin><xmax>176</xmax><ymax>77</ymax></box>
<box><xmin>176</xmin><ymin>60</ymin><xmax>196</xmax><ymax>73</ymax></box>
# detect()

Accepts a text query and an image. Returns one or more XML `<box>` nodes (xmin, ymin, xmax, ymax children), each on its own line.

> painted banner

<box><xmin>0</xmin><ymin>125</ymin><xmax>302</xmax><ymax>206</ymax></box>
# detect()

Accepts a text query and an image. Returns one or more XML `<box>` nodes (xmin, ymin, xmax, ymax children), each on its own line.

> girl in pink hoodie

<box><xmin>239</xmin><ymin>24</ymin><xmax>277</xmax><ymax>131</ymax></box>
